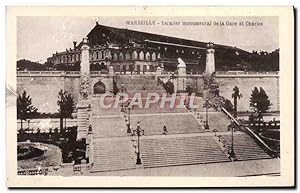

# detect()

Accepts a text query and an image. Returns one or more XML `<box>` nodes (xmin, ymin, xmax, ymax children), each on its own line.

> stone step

<box><xmin>142</xmin><ymin>157</ymin><xmax>229</xmax><ymax>168</ymax></box>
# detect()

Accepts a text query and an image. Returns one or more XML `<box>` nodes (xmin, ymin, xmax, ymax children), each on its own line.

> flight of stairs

<box><xmin>76</xmin><ymin>108</ymin><xmax>90</xmax><ymax>138</ymax></box>
<box><xmin>118</xmin><ymin>75</ymin><xmax>164</xmax><ymax>91</ymax></box>
<box><xmin>92</xmin><ymin>96</ymin><xmax>121</xmax><ymax>116</ymax></box>
<box><xmin>130</xmin><ymin>114</ymin><xmax>203</xmax><ymax>135</ymax></box>
<box><xmin>222</xmin><ymin>134</ymin><xmax>272</xmax><ymax>161</ymax></box>
<box><xmin>140</xmin><ymin>136</ymin><xmax>230</xmax><ymax>168</ymax></box>
<box><xmin>92</xmin><ymin>116</ymin><xmax>128</xmax><ymax>138</ymax></box>
<box><xmin>90</xmin><ymin>139</ymin><xmax>136</xmax><ymax>172</ymax></box>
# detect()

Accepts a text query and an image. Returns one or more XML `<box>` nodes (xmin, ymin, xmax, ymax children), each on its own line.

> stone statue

<box><xmin>177</xmin><ymin>58</ymin><xmax>186</xmax><ymax>68</ymax></box>
<box><xmin>79</xmin><ymin>73</ymin><xmax>91</xmax><ymax>100</ymax></box>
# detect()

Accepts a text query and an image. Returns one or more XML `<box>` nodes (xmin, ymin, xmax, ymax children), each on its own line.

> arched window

<box><xmin>104</xmin><ymin>50</ymin><xmax>108</xmax><ymax>58</ymax></box>
<box><xmin>157</xmin><ymin>53</ymin><xmax>161</xmax><ymax>59</ymax></box>
<box><xmin>151</xmin><ymin>53</ymin><xmax>156</xmax><ymax>61</ymax></box>
<box><xmin>75</xmin><ymin>54</ymin><xmax>79</xmax><ymax>61</ymax></box>
<box><xmin>107</xmin><ymin>51</ymin><xmax>112</xmax><ymax>59</ymax></box>
<box><xmin>113</xmin><ymin>53</ymin><xmax>118</xmax><ymax>60</ymax></box>
<box><xmin>116</xmin><ymin>65</ymin><xmax>120</xmax><ymax>71</ymax></box>
<box><xmin>98</xmin><ymin>51</ymin><xmax>103</xmax><ymax>59</ymax></box>
<box><xmin>94</xmin><ymin>81</ymin><xmax>106</xmax><ymax>94</ymax></box>
<box><xmin>145</xmin><ymin>52</ymin><xmax>150</xmax><ymax>61</ymax></box>
<box><xmin>93</xmin><ymin>52</ymin><xmax>97</xmax><ymax>60</ymax></box>
<box><xmin>125</xmin><ymin>52</ymin><xmax>131</xmax><ymax>60</ymax></box>
<box><xmin>139</xmin><ymin>51</ymin><xmax>144</xmax><ymax>60</ymax></box>
<box><xmin>119</xmin><ymin>52</ymin><xmax>124</xmax><ymax>60</ymax></box>
<box><xmin>132</xmin><ymin>51</ymin><xmax>138</xmax><ymax>60</ymax></box>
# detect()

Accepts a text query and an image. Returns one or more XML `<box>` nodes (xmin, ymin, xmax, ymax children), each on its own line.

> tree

<box><xmin>17</xmin><ymin>91</ymin><xmax>38</xmax><ymax>129</ymax></box>
<box><xmin>249</xmin><ymin>87</ymin><xmax>260</xmax><ymax>110</ymax></box>
<box><xmin>112</xmin><ymin>76</ymin><xmax>119</xmax><ymax>96</ymax></box>
<box><xmin>250</xmin><ymin>87</ymin><xmax>271</xmax><ymax>118</ymax></box>
<box><xmin>223</xmin><ymin>99</ymin><xmax>234</xmax><ymax>114</ymax></box>
<box><xmin>57</xmin><ymin>90</ymin><xmax>76</xmax><ymax>130</ymax></box>
<box><xmin>162</xmin><ymin>80</ymin><xmax>175</xmax><ymax>95</ymax></box>
<box><xmin>186</xmin><ymin>85</ymin><xmax>193</xmax><ymax>96</ymax></box>
<box><xmin>232</xmin><ymin>86</ymin><xmax>242</xmax><ymax>118</ymax></box>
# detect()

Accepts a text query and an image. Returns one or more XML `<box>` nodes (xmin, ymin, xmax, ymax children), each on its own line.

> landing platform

<box><xmin>87</xmin><ymin>158</ymin><xmax>280</xmax><ymax>177</ymax></box>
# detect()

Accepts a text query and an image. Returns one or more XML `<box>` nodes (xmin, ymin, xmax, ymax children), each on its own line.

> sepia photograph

<box><xmin>6</xmin><ymin>6</ymin><xmax>294</xmax><ymax>187</ymax></box>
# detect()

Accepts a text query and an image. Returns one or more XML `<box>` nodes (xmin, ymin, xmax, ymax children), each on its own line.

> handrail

<box><xmin>221</xmin><ymin>107</ymin><xmax>279</xmax><ymax>155</ymax></box>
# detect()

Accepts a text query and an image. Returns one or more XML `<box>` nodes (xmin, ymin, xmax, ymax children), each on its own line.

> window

<box><xmin>125</xmin><ymin>52</ymin><xmax>131</xmax><ymax>60</ymax></box>
<box><xmin>99</xmin><ymin>51</ymin><xmax>103</xmax><ymax>59</ymax></box>
<box><xmin>145</xmin><ymin>52</ymin><xmax>150</xmax><ymax>61</ymax></box>
<box><xmin>93</xmin><ymin>52</ymin><xmax>97</xmax><ymax>60</ymax></box>
<box><xmin>151</xmin><ymin>53</ymin><xmax>156</xmax><ymax>61</ymax></box>
<box><xmin>113</xmin><ymin>53</ymin><xmax>118</xmax><ymax>60</ymax></box>
<box><xmin>132</xmin><ymin>51</ymin><xmax>138</xmax><ymax>60</ymax></box>
<box><xmin>119</xmin><ymin>52</ymin><xmax>124</xmax><ymax>60</ymax></box>
<box><xmin>157</xmin><ymin>53</ymin><xmax>161</xmax><ymax>59</ymax></box>
<box><xmin>139</xmin><ymin>51</ymin><xmax>144</xmax><ymax>60</ymax></box>
<box><xmin>104</xmin><ymin>50</ymin><xmax>108</xmax><ymax>58</ymax></box>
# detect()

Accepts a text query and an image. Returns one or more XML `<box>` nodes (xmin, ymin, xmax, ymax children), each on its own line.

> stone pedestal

<box><xmin>177</xmin><ymin>58</ymin><xmax>187</xmax><ymax>92</ymax></box>
<box><xmin>155</xmin><ymin>66</ymin><xmax>162</xmax><ymax>81</ymax></box>
<box><xmin>76</xmin><ymin>102</ymin><xmax>90</xmax><ymax>140</ymax></box>
<box><xmin>107</xmin><ymin>66</ymin><xmax>114</xmax><ymax>93</ymax></box>
<box><xmin>205</xmin><ymin>42</ymin><xmax>215</xmax><ymax>76</ymax></box>
<box><xmin>86</xmin><ymin>127</ymin><xmax>94</xmax><ymax>165</ymax></box>
<box><xmin>76</xmin><ymin>37</ymin><xmax>92</xmax><ymax>140</ymax></box>
<box><xmin>80</xmin><ymin>38</ymin><xmax>90</xmax><ymax>75</ymax></box>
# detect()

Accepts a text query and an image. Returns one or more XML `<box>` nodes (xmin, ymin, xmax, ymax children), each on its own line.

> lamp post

<box><xmin>228</xmin><ymin>120</ymin><xmax>237</xmax><ymax>160</ymax></box>
<box><xmin>27</xmin><ymin>119</ymin><xmax>30</xmax><ymax>140</ymax></box>
<box><xmin>125</xmin><ymin>99</ymin><xmax>132</xmax><ymax>133</ymax></box>
<box><xmin>202</xmin><ymin>98</ymin><xmax>211</xmax><ymax>130</ymax></box>
<box><xmin>120</xmin><ymin>83</ymin><xmax>125</xmax><ymax>112</ymax></box>
<box><xmin>127</xmin><ymin>107</ymin><xmax>131</xmax><ymax>133</ymax></box>
<box><xmin>132</xmin><ymin>121</ymin><xmax>144</xmax><ymax>165</ymax></box>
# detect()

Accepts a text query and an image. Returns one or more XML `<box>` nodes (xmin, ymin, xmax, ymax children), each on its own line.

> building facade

<box><xmin>47</xmin><ymin>22</ymin><xmax>251</xmax><ymax>73</ymax></box>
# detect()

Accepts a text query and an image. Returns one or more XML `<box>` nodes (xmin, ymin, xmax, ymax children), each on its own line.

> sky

<box><xmin>17</xmin><ymin>16</ymin><xmax>279</xmax><ymax>63</ymax></box>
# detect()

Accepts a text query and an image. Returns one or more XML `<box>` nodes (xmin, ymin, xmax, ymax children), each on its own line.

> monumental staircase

<box><xmin>222</xmin><ymin>133</ymin><xmax>272</xmax><ymax>161</ymax></box>
<box><xmin>118</xmin><ymin>75</ymin><xmax>164</xmax><ymax>91</ymax></box>
<box><xmin>90</xmin><ymin>138</ymin><xmax>136</xmax><ymax>172</ymax></box>
<box><xmin>140</xmin><ymin>135</ymin><xmax>230</xmax><ymax>168</ymax></box>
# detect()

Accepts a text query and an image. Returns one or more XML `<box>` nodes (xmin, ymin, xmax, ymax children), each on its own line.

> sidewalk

<box><xmin>87</xmin><ymin>158</ymin><xmax>280</xmax><ymax>177</ymax></box>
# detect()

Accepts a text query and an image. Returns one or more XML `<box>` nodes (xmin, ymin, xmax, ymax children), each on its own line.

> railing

<box><xmin>18</xmin><ymin>163</ymin><xmax>89</xmax><ymax>176</ymax></box>
<box><xmin>18</xmin><ymin>167</ymin><xmax>49</xmax><ymax>175</ymax></box>
<box><xmin>17</xmin><ymin>71</ymin><xmax>63</xmax><ymax>74</ymax></box>
<box><xmin>221</xmin><ymin>107</ymin><xmax>279</xmax><ymax>157</ymax></box>
<box><xmin>216</xmin><ymin>71</ymin><xmax>279</xmax><ymax>76</ymax></box>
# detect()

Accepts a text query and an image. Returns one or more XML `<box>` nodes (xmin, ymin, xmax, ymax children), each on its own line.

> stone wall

<box><xmin>215</xmin><ymin>74</ymin><xmax>279</xmax><ymax>112</ymax></box>
<box><xmin>17</xmin><ymin>71</ymin><xmax>279</xmax><ymax>113</ymax></box>
<box><xmin>17</xmin><ymin>72</ymin><xmax>112</xmax><ymax>113</ymax></box>
<box><xmin>17</xmin><ymin>75</ymin><xmax>65</xmax><ymax>113</ymax></box>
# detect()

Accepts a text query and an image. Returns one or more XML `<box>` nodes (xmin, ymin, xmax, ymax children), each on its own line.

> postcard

<box><xmin>6</xmin><ymin>6</ymin><xmax>294</xmax><ymax>187</ymax></box>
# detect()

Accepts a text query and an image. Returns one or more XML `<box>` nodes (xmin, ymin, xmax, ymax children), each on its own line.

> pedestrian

<box><xmin>163</xmin><ymin>124</ymin><xmax>168</xmax><ymax>135</ymax></box>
